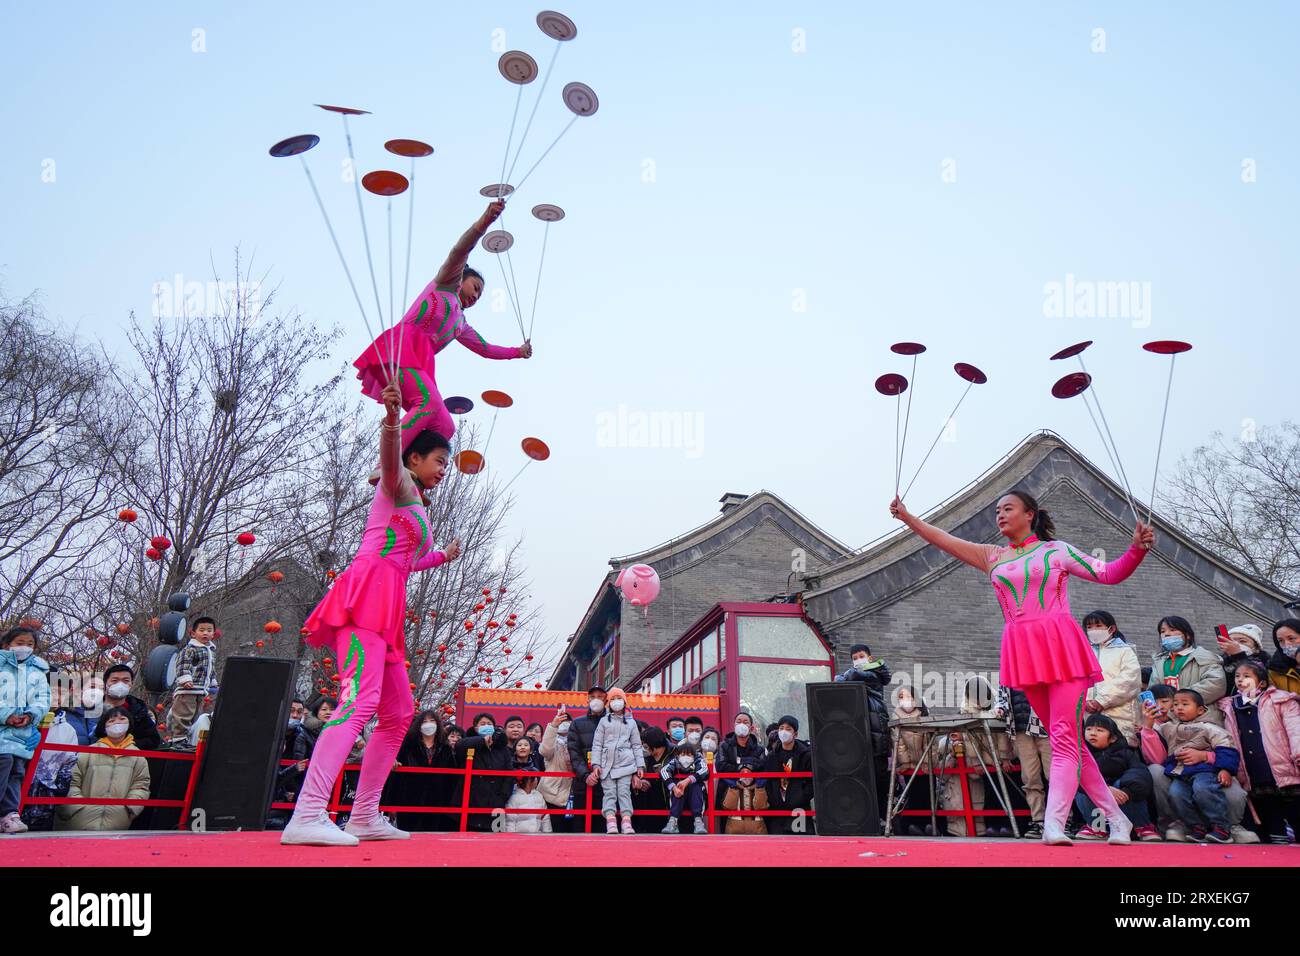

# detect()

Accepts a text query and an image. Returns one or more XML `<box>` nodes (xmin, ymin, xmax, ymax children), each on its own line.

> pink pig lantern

<box><xmin>615</xmin><ymin>564</ymin><xmax>660</xmax><ymax>607</ymax></box>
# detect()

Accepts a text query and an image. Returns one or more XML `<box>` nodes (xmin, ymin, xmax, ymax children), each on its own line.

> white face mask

<box><xmin>11</xmin><ymin>646</ymin><xmax>33</xmax><ymax>662</ymax></box>
<box><xmin>558</xmin><ymin>721</ymin><xmax>571</xmax><ymax>734</ymax></box>
<box><xmin>588</xmin><ymin>699</ymin><xmax>605</xmax><ymax>714</ymax></box>
<box><xmin>899</xmin><ymin>700</ymin><xmax>915</xmax><ymax>712</ymax></box>
<box><xmin>82</xmin><ymin>689</ymin><xmax>104</xmax><ymax>709</ymax></box>
<box><xmin>609</xmin><ymin>698</ymin><xmax>625</xmax><ymax>713</ymax></box>
<box><xmin>1239</xmin><ymin>683</ymin><xmax>1260</xmax><ymax>700</ymax></box>
<box><xmin>106</xmin><ymin>722</ymin><xmax>129</xmax><ymax>739</ymax></box>
<box><xmin>687</xmin><ymin>732</ymin><xmax>701</xmax><ymax>745</ymax></box>
<box><xmin>107</xmin><ymin>682</ymin><xmax>131</xmax><ymax>699</ymax></box>
<box><xmin>702</xmin><ymin>740</ymin><xmax>718</xmax><ymax>752</ymax></box>
<box><xmin>420</xmin><ymin>723</ymin><xmax>438</xmax><ymax>737</ymax></box>
<box><xmin>1087</xmin><ymin>628</ymin><xmax>1111</xmax><ymax>645</ymax></box>
<box><xmin>678</xmin><ymin>755</ymin><xmax>695</xmax><ymax>768</ymax></box>
<box><xmin>778</xmin><ymin>730</ymin><xmax>794</xmax><ymax>744</ymax></box>
<box><xmin>734</xmin><ymin>723</ymin><xmax>750</xmax><ymax>738</ymax></box>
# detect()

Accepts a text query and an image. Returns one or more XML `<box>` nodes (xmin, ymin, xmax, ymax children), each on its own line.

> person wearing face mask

<box><xmin>660</xmin><ymin>742</ymin><xmax>709</xmax><ymax>834</ymax></box>
<box><xmin>453</xmin><ymin>712</ymin><xmax>511</xmax><ymax>830</ymax></box>
<box><xmin>1217</xmin><ymin>661</ymin><xmax>1300</xmax><ymax>844</ymax></box>
<box><xmin>539</xmin><ymin>707</ymin><xmax>575</xmax><ymax>832</ymax></box>
<box><xmin>665</xmin><ymin>717</ymin><xmax>688</xmax><ymax>748</ymax></box>
<box><xmin>684</xmin><ymin>716</ymin><xmax>705</xmax><ymax>753</ymax></box>
<box><xmin>94</xmin><ymin>664</ymin><xmax>162</xmax><ymax>753</ymax></box>
<box><xmin>1266</xmin><ymin>618</ymin><xmax>1300</xmax><ymax>695</ymax></box>
<box><xmin>566</xmin><ymin>686</ymin><xmax>607</xmax><ymax>829</ymax></box>
<box><xmin>267</xmin><ymin>699</ymin><xmax>312</xmax><ymax>829</ymax></box>
<box><xmin>56</xmin><ymin>674</ymin><xmax>102</xmax><ymax>746</ymax></box>
<box><xmin>503</xmin><ymin>736</ymin><xmax>552</xmax><ymax>834</ymax></box>
<box><xmin>834</xmin><ymin>644</ymin><xmax>893</xmax><ymax>690</ymax></box>
<box><xmin>890</xmin><ymin>687</ymin><xmax>934</xmax><ymax>835</ymax></box>
<box><xmin>55</xmin><ymin>706</ymin><xmax>152</xmax><ymax>832</ymax></box>
<box><xmin>1081</xmin><ymin>610</ymin><xmax>1142</xmax><ymax>746</ymax></box>
<box><xmin>715</xmin><ymin>711</ymin><xmax>767</xmax><ymax>806</ymax></box>
<box><xmin>632</xmin><ymin>726</ymin><xmax>671</xmax><ymax>831</ymax></box>
<box><xmin>763</xmin><ymin>716</ymin><xmax>814</xmax><ymax>834</ymax></box>
<box><xmin>0</xmin><ymin>627</ymin><xmax>51</xmax><ymax>834</ymax></box>
<box><xmin>1147</xmin><ymin>616</ymin><xmax>1228</xmax><ymax>726</ymax></box>
<box><xmin>590</xmin><ymin>688</ymin><xmax>644</xmax><ymax>833</ymax></box>
<box><xmin>1216</xmin><ymin>623</ymin><xmax>1271</xmax><ymax>688</ymax></box>
<box><xmin>393</xmin><ymin>710</ymin><xmax>453</xmax><ymax>832</ymax></box>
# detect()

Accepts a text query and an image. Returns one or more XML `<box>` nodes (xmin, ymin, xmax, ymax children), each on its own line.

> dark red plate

<box><xmin>954</xmin><ymin>362</ymin><xmax>988</xmax><ymax>385</ymax></box>
<box><xmin>890</xmin><ymin>342</ymin><xmax>927</xmax><ymax>356</ymax></box>
<box><xmin>1051</xmin><ymin>372</ymin><xmax>1092</xmax><ymax>399</ymax></box>
<box><xmin>362</xmin><ymin>170</ymin><xmax>409</xmax><ymax>196</ymax></box>
<box><xmin>521</xmin><ymin>437</ymin><xmax>551</xmax><ymax>461</ymax></box>
<box><xmin>875</xmin><ymin>373</ymin><xmax>908</xmax><ymax>396</ymax></box>
<box><xmin>1142</xmin><ymin>340</ymin><xmax>1192</xmax><ymax>355</ymax></box>
<box><xmin>482</xmin><ymin>390</ymin><xmax>514</xmax><ymax>408</ymax></box>
<box><xmin>1049</xmin><ymin>341</ymin><xmax>1093</xmax><ymax>361</ymax></box>
<box><xmin>269</xmin><ymin>134</ymin><xmax>319</xmax><ymax>158</ymax></box>
<box><xmin>385</xmin><ymin>139</ymin><xmax>434</xmax><ymax>158</ymax></box>
<box><xmin>445</xmin><ymin>396</ymin><xmax>474</xmax><ymax>415</ymax></box>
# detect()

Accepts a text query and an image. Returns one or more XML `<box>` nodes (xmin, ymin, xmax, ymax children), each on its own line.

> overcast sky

<box><xmin>4</xmin><ymin>2</ymin><xmax>1297</xmax><ymax>661</ymax></box>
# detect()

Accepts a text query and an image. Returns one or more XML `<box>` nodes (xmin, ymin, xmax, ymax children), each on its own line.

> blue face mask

<box><xmin>670</xmin><ymin>727</ymin><xmax>685</xmax><ymax>741</ymax></box>
<box><xmin>287</xmin><ymin>718</ymin><xmax>302</xmax><ymax>729</ymax></box>
<box><xmin>1284</xmin><ymin>645</ymin><xmax>1300</xmax><ymax>660</ymax></box>
<box><xmin>478</xmin><ymin>724</ymin><xmax>495</xmax><ymax>737</ymax></box>
<box><xmin>1160</xmin><ymin>636</ymin><xmax>1185</xmax><ymax>654</ymax></box>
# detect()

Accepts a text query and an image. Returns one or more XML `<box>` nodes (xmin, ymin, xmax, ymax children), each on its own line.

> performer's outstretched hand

<box><xmin>480</xmin><ymin>200</ymin><xmax>506</xmax><ymax>229</ymax></box>
<box><xmin>518</xmin><ymin>340</ymin><xmax>533</xmax><ymax>358</ymax></box>
<box><xmin>1132</xmin><ymin>521</ymin><xmax>1156</xmax><ymax>551</ymax></box>
<box><xmin>382</xmin><ymin>381</ymin><xmax>401</xmax><ymax>421</ymax></box>
<box><xmin>444</xmin><ymin>537</ymin><xmax>462</xmax><ymax>562</ymax></box>
<box><xmin>890</xmin><ymin>496</ymin><xmax>912</xmax><ymax>523</ymax></box>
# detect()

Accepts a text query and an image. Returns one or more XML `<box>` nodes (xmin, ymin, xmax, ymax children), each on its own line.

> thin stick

<box><xmin>498</xmin><ymin>85</ymin><xmax>524</xmax><ymax>194</ymax></box>
<box><xmin>1077</xmin><ymin>356</ymin><xmax>1140</xmax><ymax>523</ymax></box>
<box><xmin>1147</xmin><ymin>353</ymin><xmax>1177</xmax><ymax>525</ymax></box>
<box><xmin>493</xmin><ymin>251</ymin><xmax>527</xmax><ymax>338</ymax></box>
<box><xmin>528</xmin><ymin>221</ymin><xmax>552</xmax><ymax>341</ymax></box>
<box><xmin>482</xmin><ymin>409</ymin><xmax>501</xmax><ymax>468</ymax></box>
<box><xmin>341</xmin><ymin>115</ymin><xmax>388</xmax><ymax>358</ymax></box>
<box><xmin>902</xmin><ymin>382</ymin><xmax>972</xmax><ymax>500</ymax></box>
<box><xmin>511</xmin><ymin>116</ymin><xmax>578</xmax><ymax>196</ymax></box>
<box><xmin>396</xmin><ymin>158</ymin><xmax>415</xmax><ymax>391</ymax></box>
<box><xmin>387</xmin><ymin>198</ymin><xmax>396</xmax><ymax>380</ymax></box>
<box><xmin>505</xmin><ymin>41</ymin><xmax>561</xmax><ymax>185</ymax></box>
<box><xmin>894</xmin><ymin>393</ymin><xmax>902</xmax><ymax>497</ymax></box>
<box><xmin>1081</xmin><ymin>390</ymin><xmax>1140</xmax><ymax>524</ymax></box>
<box><xmin>298</xmin><ymin>157</ymin><xmax>388</xmax><ymax>384</ymax></box>
<box><xmin>498</xmin><ymin>459</ymin><xmax>532</xmax><ymax>496</ymax></box>
<box><xmin>898</xmin><ymin>355</ymin><xmax>918</xmax><ymax>495</ymax></box>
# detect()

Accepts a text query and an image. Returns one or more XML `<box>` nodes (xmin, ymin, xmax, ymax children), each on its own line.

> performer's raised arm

<box><xmin>890</xmin><ymin>496</ymin><xmax>994</xmax><ymax>572</ymax></box>
<box><xmin>434</xmin><ymin>201</ymin><xmax>505</xmax><ymax>289</ymax></box>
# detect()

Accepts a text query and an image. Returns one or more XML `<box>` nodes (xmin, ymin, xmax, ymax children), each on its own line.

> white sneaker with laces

<box><xmin>281</xmin><ymin>813</ymin><xmax>360</xmax><ymax>847</ymax></box>
<box><xmin>1106</xmin><ymin>815</ymin><xmax>1133</xmax><ymax>845</ymax></box>
<box><xmin>1230</xmin><ymin>825</ymin><xmax>1260</xmax><ymax>845</ymax></box>
<box><xmin>345</xmin><ymin>815</ymin><xmax>411</xmax><ymax>841</ymax></box>
<box><xmin>1</xmin><ymin>812</ymin><xmax>28</xmax><ymax>834</ymax></box>
<box><xmin>1041</xmin><ymin>821</ymin><xmax>1073</xmax><ymax>846</ymax></box>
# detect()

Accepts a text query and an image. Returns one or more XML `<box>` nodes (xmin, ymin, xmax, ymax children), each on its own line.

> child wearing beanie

<box><xmin>589</xmin><ymin>687</ymin><xmax>643</xmax><ymax>834</ymax></box>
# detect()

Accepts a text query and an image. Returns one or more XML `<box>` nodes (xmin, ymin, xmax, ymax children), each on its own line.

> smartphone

<box><xmin>1139</xmin><ymin>690</ymin><xmax>1156</xmax><ymax>709</ymax></box>
<box><xmin>1215</xmin><ymin>624</ymin><xmax>1230</xmax><ymax>644</ymax></box>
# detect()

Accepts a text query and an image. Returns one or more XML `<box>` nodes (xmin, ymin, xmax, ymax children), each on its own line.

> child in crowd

<box><xmin>0</xmin><ymin>626</ymin><xmax>50</xmax><ymax>835</ymax></box>
<box><xmin>890</xmin><ymin>686</ymin><xmax>933</xmax><ymax>836</ymax></box>
<box><xmin>504</xmin><ymin>737</ymin><xmax>551</xmax><ymax>833</ymax></box>
<box><xmin>1218</xmin><ymin>661</ymin><xmax>1300</xmax><ymax>844</ymax></box>
<box><xmin>661</xmin><ymin>742</ymin><xmax>709</xmax><ymax>834</ymax></box>
<box><xmin>169</xmin><ymin>616</ymin><xmax>218</xmax><ymax>748</ymax></box>
<box><xmin>1073</xmin><ymin>714</ymin><xmax>1157</xmax><ymax>841</ymax></box>
<box><xmin>1144</xmin><ymin>689</ymin><xmax>1240</xmax><ymax>843</ymax></box>
<box><xmin>590</xmin><ymin>687</ymin><xmax>643</xmax><ymax>834</ymax></box>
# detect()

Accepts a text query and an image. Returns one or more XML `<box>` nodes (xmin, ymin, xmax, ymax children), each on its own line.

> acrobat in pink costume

<box><xmin>989</xmin><ymin>534</ymin><xmax>1147</xmax><ymax>829</ymax></box>
<box><xmin>290</xmin><ymin>421</ymin><xmax>447</xmax><ymax>828</ymax></box>
<box><xmin>354</xmin><ymin>217</ymin><xmax>524</xmax><ymax>456</ymax></box>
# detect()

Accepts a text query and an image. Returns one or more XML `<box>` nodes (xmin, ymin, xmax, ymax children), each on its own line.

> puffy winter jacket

<box><xmin>56</xmin><ymin>739</ymin><xmax>151</xmax><ymax>831</ymax></box>
<box><xmin>1089</xmin><ymin>638</ymin><xmax>1142</xmax><ymax>744</ymax></box>
<box><xmin>1218</xmin><ymin>687</ymin><xmax>1300</xmax><ymax>790</ymax></box>
<box><xmin>1148</xmin><ymin>646</ymin><xmax>1228</xmax><ymax>726</ymax></box>
<box><xmin>538</xmin><ymin>722</ymin><xmax>573</xmax><ymax>807</ymax></box>
<box><xmin>0</xmin><ymin>649</ymin><xmax>50</xmax><ymax>759</ymax></box>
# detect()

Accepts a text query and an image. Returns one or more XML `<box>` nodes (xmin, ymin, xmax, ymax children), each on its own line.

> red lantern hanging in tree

<box><xmin>116</xmin><ymin>623</ymin><xmax>130</xmax><ymax>636</ymax></box>
<box><xmin>237</xmin><ymin>532</ymin><xmax>256</xmax><ymax>546</ymax></box>
<box><xmin>118</xmin><ymin>508</ymin><xmax>138</xmax><ymax>523</ymax></box>
<box><xmin>145</xmin><ymin>548</ymin><xmax>162</xmax><ymax>562</ymax></box>
<box><xmin>150</xmin><ymin>535</ymin><xmax>171</xmax><ymax>551</ymax></box>
<box><xmin>268</xmin><ymin>570</ymin><xmax>284</xmax><ymax>584</ymax></box>
<box><xmin>256</xmin><ymin>640</ymin><xmax>265</xmax><ymax>648</ymax></box>
<box><xmin>264</xmin><ymin>621</ymin><xmax>281</xmax><ymax>634</ymax></box>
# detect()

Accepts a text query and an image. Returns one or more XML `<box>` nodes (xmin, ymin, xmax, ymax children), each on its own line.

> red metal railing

<box><xmin>17</xmin><ymin>726</ymin><xmax>206</xmax><ymax>831</ymax></box>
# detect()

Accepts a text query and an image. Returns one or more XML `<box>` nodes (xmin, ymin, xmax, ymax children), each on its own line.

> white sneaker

<box><xmin>1106</xmin><ymin>815</ymin><xmax>1133</xmax><ymax>845</ymax></box>
<box><xmin>1</xmin><ymin>812</ymin><xmax>28</xmax><ymax>834</ymax></box>
<box><xmin>1230</xmin><ymin>825</ymin><xmax>1261</xmax><ymax>845</ymax></box>
<box><xmin>1041</xmin><ymin>821</ymin><xmax>1073</xmax><ymax>846</ymax></box>
<box><xmin>692</xmin><ymin>817</ymin><xmax>708</xmax><ymax>835</ymax></box>
<box><xmin>281</xmin><ymin>813</ymin><xmax>360</xmax><ymax>847</ymax></box>
<box><xmin>1164</xmin><ymin>822</ymin><xmax>1188</xmax><ymax>843</ymax></box>
<box><xmin>344</xmin><ymin>815</ymin><xmax>411</xmax><ymax>841</ymax></box>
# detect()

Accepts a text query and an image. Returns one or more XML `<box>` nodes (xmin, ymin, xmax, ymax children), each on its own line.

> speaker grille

<box><xmin>807</xmin><ymin>681</ymin><xmax>880</xmax><ymax>835</ymax></box>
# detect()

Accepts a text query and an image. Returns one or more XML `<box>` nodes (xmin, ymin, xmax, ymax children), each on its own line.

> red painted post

<box><xmin>954</xmin><ymin>740</ymin><xmax>976</xmax><ymax>837</ymax></box>
<box><xmin>177</xmin><ymin>734</ymin><xmax>207</xmax><ymax>830</ymax></box>
<box><xmin>15</xmin><ymin>724</ymin><xmax>49</xmax><ymax>816</ymax></box>
<box><xmin>458</xmin><ymin>749</ymin><xmax>475</xmax><ymax>833</ymax></box>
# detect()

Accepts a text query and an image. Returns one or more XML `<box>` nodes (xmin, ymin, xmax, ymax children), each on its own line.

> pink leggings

<box><xmin>294</xmin><ymin>628</ymin><xmax>414</xmax><ymax>822</ymax></box>
<box><xmin>1021</xmin><ymin>677</ymin><xmax>1122</xmax><ymax>829</ymax></box>
<box><xmin>397</xmin><ymin>367</ymin><xmax>455</xmax><ymax>444</ymax></box>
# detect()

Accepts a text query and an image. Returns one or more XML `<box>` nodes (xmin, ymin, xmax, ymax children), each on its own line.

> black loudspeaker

<box><xmin>806</xmin><ymin>681</ymin><xmax>880</xmax><ymax>835</ymax></box>
<box><xmin>190</xmin><ymin>656</ymin><xmax>296</xmax><ymax>831</ymax></box>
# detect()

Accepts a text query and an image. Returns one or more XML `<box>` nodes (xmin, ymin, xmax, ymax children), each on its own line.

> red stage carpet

<box><xmin>4</xmin><ymin>831</ymin><xmax>1298</xmax><ymax>867</ymax></box>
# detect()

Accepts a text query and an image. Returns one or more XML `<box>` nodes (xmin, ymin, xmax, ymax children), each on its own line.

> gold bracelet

<box><xmin>381</xmin><ymin>422</ymin><xmax>401</xmax><ymax>432</ymax></box>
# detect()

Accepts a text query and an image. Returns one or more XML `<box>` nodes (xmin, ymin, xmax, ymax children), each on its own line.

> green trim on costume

<box><xmin>1074</xmin><ymin>691</ymin><xmax>1085</xmax><ymax>783</ymax></box>
<box><xmin>996</xmin><ymin>574</ymin><xmax>1021</xmax><ymax>607</ymax></box>
<box><xmin>380</xmin><ymin>527</ymin><xmax>397</xmax><ymax>557</ymax></box>
<box><xmin>412</xmin><ymin>510</ymin><xmax>429</xmax><ymax>548</ymax></box>
<box><xmin>1037</xmin><ymin>549</ymin><xmax>1058</xmax><ymax>608</ymax></box>
<box><xmin>416</xmin><ymin>299</ymin><xmax>429</xmax><ymax>323</ymax></box>
<box><xmin>401</xmin><ymin>410</ymin><xmax>431</xmax><ymax>431</ymax></box>
<box><xmin>1065</xmin><ymin>546</ymin><xmax>1100</xmax><ymax>580</ymax></box>
<box><xmin>324</xmin><ymin>632</ymin><xmax>366</xmax><ymax>728</ymax></box>
<box><xmin>990</xmin><ymin>542</ymin><xmax>1045</xmax><ymax>572</ymax></box>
